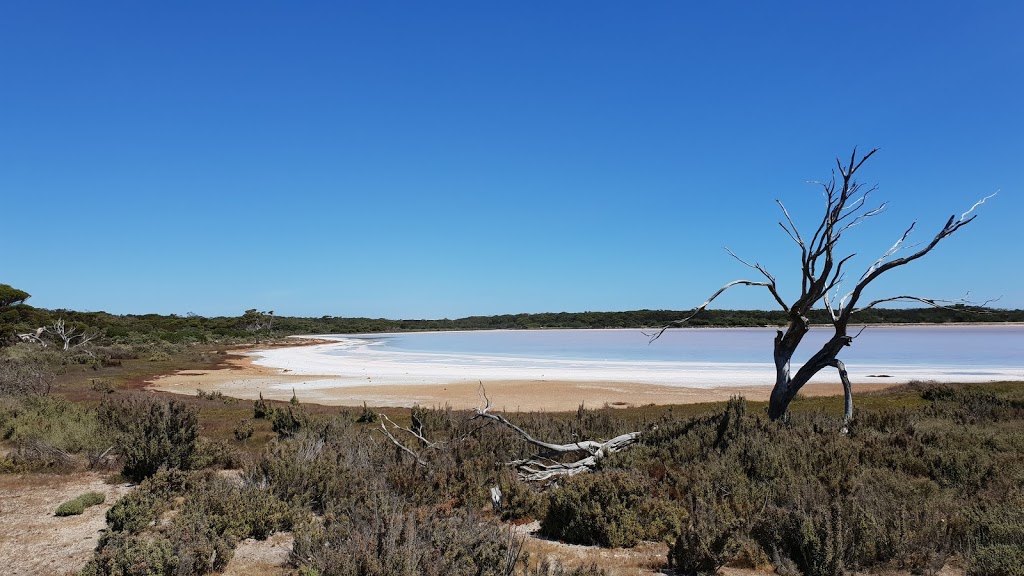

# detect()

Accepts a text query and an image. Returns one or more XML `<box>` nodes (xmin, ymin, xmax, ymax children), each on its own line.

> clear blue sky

<box><xmin>2</xmin><ymin>2</ymin><xmax>1021</xmax><ymax>319</ymax></box>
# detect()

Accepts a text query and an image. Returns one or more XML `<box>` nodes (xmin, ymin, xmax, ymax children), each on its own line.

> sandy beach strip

<box><xmin>148</xmin><ymin>348</ymin><xmax>896</xmax><ymax>412</ymax></box>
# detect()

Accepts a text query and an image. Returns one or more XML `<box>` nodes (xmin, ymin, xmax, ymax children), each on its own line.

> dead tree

<box><xmin>45</xmin><ymin>318</ymin><xmax>101</xmax><ymax>352</ymax></box>
<box><xmin>650</xmin><ymin>148</ymin><xmax>994</xmax><ymax>423</ymax></box>
<box><xmin>242</xmin><ymin>309</ymin><xmax>275</xmax><ymax>343</ymax></box>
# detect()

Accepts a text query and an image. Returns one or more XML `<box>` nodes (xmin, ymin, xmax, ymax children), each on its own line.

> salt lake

<box><xmin>248</xmin><ymin>326</ymin><xmax>1024</xmax><ymax>389</ymax></box>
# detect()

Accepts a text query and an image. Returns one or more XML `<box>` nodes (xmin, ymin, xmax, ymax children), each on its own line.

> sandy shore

<box><xmin>148</xmin><ymin>350</ymin><xmax>896</xmax><ymax>411</ymax></box>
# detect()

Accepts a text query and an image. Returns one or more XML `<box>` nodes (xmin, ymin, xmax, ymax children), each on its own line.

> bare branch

<box><xmin>836</xmin><ymin>200</ymin><xmax>887</xmax><ymax>234</ymax></box>
<box><xmin>850</xmin><ymin>147</ymin><xmax>879</xmax><ymax>175</ymax></box>
<box><xmin>961</xmin><ymin>191</ymin><xmax>998</xmax><ymax>222</ymax></box>
<box><xmin>724</xmin><ymin>248</ymin><xmax>790</xmax><ymax>312</ymax></box>
<box><xmin>379</xmin><ymin>413</ymin><xmax>438</xmax><ymax>450</ymax></box>
<box><xmin>376</xmin><ymin>416</ymin><xmax>428</xmax><ymax>467</ymax></box>
<box><xmin>823</xmin><ymin>290</ymin><xmax>838</xmax><ymax>322</ymax></box>
<box><xmin>18</xmin><ymin>327</ymin><xmax>47</xmax><ymax>347</ymax></box>
<box><xmin>474</xmin><ymin>383</ymin><xmax>642</xmax><ymax>481</ymax></box>
<box><xmin>852</xmin><ymin>294</ymin><xmax>998</xmax><ymax>314</ymax></box>
<box><xmin>775</xmin><ymin>199</ymin><xmax>805</xmax><ymax>249</ymax></box>
<box><xmin>859</xmin><ymin>222</ymin><xmax>917</xmax><ymax>283</ymax></box>
<box><xmin>644</xmin><ymin>279</ymin><xmax>782</xmax><ymax>343</ymax></box>
<box><xmin>840</xmin><ymin>194</ymin><xmax>993</xmax><ymax>320</ymax></box>
<box><xmin>42</xmin><ymin>318</ymin><xmax>101</xmax><ymax>352</ymax></box>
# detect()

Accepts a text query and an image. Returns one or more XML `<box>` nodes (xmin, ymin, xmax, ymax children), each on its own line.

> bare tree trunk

<box><xmin>768</xmin><ymin>326</ymin><xmax>853</xmax><ymax>421</ymax></box>
<box><xmin>651</xmin><ymin>149</ymin><xmax>993</xmax><ymax>424</ymax></box>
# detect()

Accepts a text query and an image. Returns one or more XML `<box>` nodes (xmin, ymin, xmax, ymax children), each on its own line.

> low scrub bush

<box><xmin>97</xmin><ymin>395</ymin><xmax>198</xmax><ymax>481</ymax></box>
<box><xmin>292</xmin><ymin>496</ymin><xmax>518</xmax><ymax>576</ymax></box>
<box><xmin>87</xmin><ymin>469</ymin><xmax>292</xmax><ymax>576</ymax></box>
<box><xmin>271</xmin><ymin>403</ymin><xmax>307</xmax><ymax>437</ymax></box>
<box><xmin>253</xmin><ymin>392</ymin><xmax>270</xmax><ymax>419</ymax></box>
<box><xmin>72</xmin><ymin>382</ymin><xmax>1024</xmax><ymax>576</ymax></box>
<box><xmin>55</xmin><ymin>491</ymin><xmax>105</xmax><ymax>516</ymax></box>
<box><xmin>234</xmin><ymin>418</ymin><xmax>254</xmax><ymax>441</ymax></box>
<box><xmin>0</xmin><ymin>395</ymin><xmax>108</xmax><ymax>469</ymax></box>
<box><xmin>517</xmin><ymin>558</ymin><xmax>608</xmax><ymax>576</ymax></box>
<box><xmin>81</xmin><ymin>532</ymin><xmax>176</xmax><ymax>576</ymax></box>
<box><xmin>498</xmin><ymin>471</ymin><xmax>547</xmax><ymax>522</ymax></box>
<box><xmin>541</xmin><ymin>470</ymin><xmax>682</xmax><ymax>548</ymax></box>
<box><xmin>192</xmin><ymin>437</ymin><xmax>242</xmax><ymax>470</ymax></box>
<box><xmin>106</xmin><ymin>469</ymin><xmax>192</xmax><ymax>532</ymax></box>
<box><xmin>968</xmin><ymin>545</ymin><xmax>1024</xmax><ymax>576</ymax></box>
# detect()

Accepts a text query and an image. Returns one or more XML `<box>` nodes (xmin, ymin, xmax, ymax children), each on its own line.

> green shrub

<box><xmin>106</xmin><ymin>470</ymin><xmax>192</xmax><ymax>532</ymax></box>
<box><xmin>81</xmin><ymin>532</ymin><xmax>176</xmax><ymax>576</ymax></box>
<box><xmin>234</xmin><ymin>418</ymin><xmax>254</xmax><ymax>441</ymax></box>
<box><xmin>968</xmin><ymin>545</ymin><xmax>1024</xmax><ymax>576</ymax></box>
<box><xmin>163</xmin><ymin>511</ymin><xmax>235</xmax><ymax>574</ymax></box>
<box><xmin>90</xmin><ymin>379</ymin><xmax>116</xmax><ymax>393</ymax></box>
<box><xmin>55</xmin><ymin>491</ymin><xmax>105</xmax><ymax>516</ymax></box>
<box><xmin>271</xmin><ymin>403</ymin><xmax>306</xmax><ymax>437</ymax></box>
<box><xmin>89</xmin><ymin>470</ymin><xmax>292</xmax><ymax>576</ymax></box>
<box><xmin>356</xmin><ymin>401</ymin><xmax>378</xmax><ymax>423</ymax></box>
<box><xmin>97</xmin><ymin>395</ymin><xmax>198</xmax><ymax>481</ymax></box>
<box><xmin>670</xmin><ymin>493</ymin><xmax>742</xmax><ymax>575</ymax></box>
<box><xmin>292</xmin><ymin>499</ymin><xmax>517</xmax><ymax>576</ymax></box>
<box><xmin>253</xmin><ymin>392</ymin><xmax>270</xmax><ymax>419</ymax></box>
<box><xmin>498</xmin><ymin>471</ymin><xmax>547</xmax><ymax>522</ymax></box>
<box><xmin>55</xmin><ymin>498</ymin><xmax>86</xmax><ymax>516</ymax></box>
<box><xmin>518</xmin><ymin>559</ymin><xmax>609</xmax><ymax>575</ymax></box>
<box><xmin>192</xmin><ymin>437</ymin><xmax>241</xmax><ymax>469</ymax></box>
<box><xmin>541</xmin><ymin>470</ymin><xmax>679</xmax><ymax>548</ymax></box>
<box><xmin>0</xmin><ymin>395</ymin><xmax>107</xmax><ymax>468</ymax></box>
<box><xmin>81</xmin><ymin>491</ymin><xmax>106</xmax><ymax>506</ymax></box>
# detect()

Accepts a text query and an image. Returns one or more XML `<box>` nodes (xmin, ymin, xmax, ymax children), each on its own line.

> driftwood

<box><xmin>472</xmin><ymin>386</ymin><xmax>642</xmax><ymax>481</ymax></box>
<box><xmin>648</xmin><ymin>149</ymin><xmax>995</xmax><ymax>423</ymax></box>
<box><xmin>374</xmin><ymin>385</ymin><xmax>644</xmax><ymax>482</ymax></box>
<box><xmin>17</xmin><ymin>438</ymin><xmax>73</xmax><ymax>466</ymax></box>
<box><xmin>19</xmin><ymin>319</ymin><xmax>100</xmax><ymax>352</ymax></box>
<box><xmin>48</xmin><ymin>318</ymin><xmax>101</xmax><ymax>351</ymax></box>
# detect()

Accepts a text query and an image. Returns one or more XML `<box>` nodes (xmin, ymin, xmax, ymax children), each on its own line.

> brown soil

<box><xmin>0</xmin><ymin>472</ymin><xmax>133</xmax><ymax>575</ymax></box>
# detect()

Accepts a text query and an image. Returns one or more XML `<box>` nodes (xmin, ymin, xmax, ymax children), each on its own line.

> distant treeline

<box><xmin>2</xmin><ymin>303</ymin><xmax>1022</xmax><ymax>347</ymax></box>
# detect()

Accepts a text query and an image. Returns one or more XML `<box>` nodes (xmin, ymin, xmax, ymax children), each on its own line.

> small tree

<box><xmin>651</xmin><ymin>149</ymin><xmax>994</xmax><ymax>422</ymax></box>
<box><xmin>0</xmin><ymin>283</ymin><xmax>30</xmax><ymax>308</ymax></box>
<box><xmin>0</xmin><ymin>283</ymin><xmax>31</xmax><ymax>347</ymax></box>
<box><xmin>241</xmin><ymin>309</ymin><xmax>274</xmax><ymax>343</ymax></box>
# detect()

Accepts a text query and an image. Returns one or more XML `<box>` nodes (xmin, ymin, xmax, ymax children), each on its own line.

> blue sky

<box><xmin>2</xmin><ymin>2</ymin><xmax>1021</xmax><ymax>319</ymax></box>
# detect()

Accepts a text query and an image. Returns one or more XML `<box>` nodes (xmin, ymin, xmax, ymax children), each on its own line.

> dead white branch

<box><xmin>43</xmin><ymin>318</ymin><xmax>101</xmax><ymax>352</ymax></box>
<box><xmin>18</xmin><ymin>327</ymin><xmax>47</xmax><ymax>347</ymax></box>
<box><xmin>472</xmin><ymin>385</ymin><xmax>642</xmax><ymax>481</ymax></box>
<box><xmin>376</xmin><ymin>413</ymin><xmax>430</xmax><ymax>467</ymax></box>
<box><xmin>644</xmin><ymin>279</ymin><xmax>780</xmax><ymax>343</ymax></box>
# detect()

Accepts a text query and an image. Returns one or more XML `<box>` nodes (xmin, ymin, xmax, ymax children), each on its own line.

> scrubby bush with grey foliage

<box><xmin>81</xmin><ymin>382</ymin><xmax>1024</xmax><ymax>575</ymax></box>
<box><xmin>97</xmin><ymin>394</ymin><xmax>198</xmax><ymax>481</ymax></box>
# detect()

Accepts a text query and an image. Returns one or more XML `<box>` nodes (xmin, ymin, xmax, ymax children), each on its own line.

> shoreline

<box><xmin>147</xmin><ymin>346</ymin><xmax>895</xmax><ymax>412</ymax></box>
<box><xmin>148</xmin><ymin>326</ymin><xmax>1024</xmax><ymax>411</ymax></box>
<box><xmin>283</xmin><ymin>322</ymin><xmax>1024</xmax><ymax>340</ymax></box>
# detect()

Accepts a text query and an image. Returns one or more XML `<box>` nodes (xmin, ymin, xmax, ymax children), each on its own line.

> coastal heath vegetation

<box><xmin>3</xmin><ymin>334</ymin><xmax>1023</xmax><ymax>574</ymax></box>
<box><xmin>59</xmin><ymin>382</ymin><xmax>1024</xmax><ymax>575</ymax></box>
<box><xmin>3</xmin><ymin>281</ymin><xmax>1024</xmax><ymax>574</ymax></box>
<box><xmin>2</xmin><ymin>279</ymin><xmax>1022</xmax><ymax>354</ymax></box>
